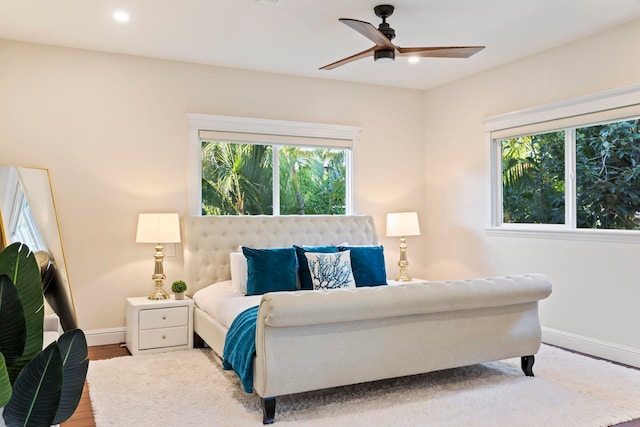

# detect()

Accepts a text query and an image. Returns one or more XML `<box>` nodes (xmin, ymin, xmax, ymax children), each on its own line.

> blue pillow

<box><xmin>294</xmin><ymin>245</ymin><xmax>339</xmax><ymax>290</ymax></box>
<box><xmin>242</xmin><ymin>246</ymin><xmax>297</xmax><ymax>296</ymax></box>
<box><xmin>338</xmin><ymin>245</ymin><xmax>387</xmax><ymax>287</ymax></box>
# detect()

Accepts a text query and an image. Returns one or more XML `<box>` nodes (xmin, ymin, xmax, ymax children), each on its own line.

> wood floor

<box><xmin>62</xmin><ymin>343</ymin><xmax>640</xmax><ymax>427</ymax></box>
<box><xmin>61</xmin><ymin>344</ymin><xmax>130</xmax><ymax>427</ymax></box>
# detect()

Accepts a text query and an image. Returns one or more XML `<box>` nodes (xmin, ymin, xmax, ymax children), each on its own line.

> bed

<box><xmin>182</xmin><ymin>215</ymin><xmax>552</xmax><ymax>424</ymax></box>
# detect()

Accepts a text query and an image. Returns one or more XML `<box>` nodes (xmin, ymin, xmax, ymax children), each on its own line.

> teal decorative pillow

<box><xmin>304</xmin><ymin>251</ymin><xmax>356</xmax><ymax>290</ymax></box>
<box><xmin>241</xmin><ymin>246</ymin><xmax>297</xmax><ymax>296</ymax></box>
<box><xmin>338</xmin><ymin>245</ymin><xmax>387</xmax><ymax>287</ymax></box>
<box><xmin>294</xmin><ymin>245</ymin><xmax>339</xmax><ymax>290</ymax></box>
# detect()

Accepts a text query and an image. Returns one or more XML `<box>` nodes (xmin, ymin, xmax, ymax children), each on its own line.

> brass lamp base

<box><xmin>148</xmin><ymin>244</ymin><xmax>170</xmax><ymax>300</ymax></box>
<box><xmin>395</xmin><ymin>236</ymin><xmax>412</xmax><ymax>282</ymax></box>
<box><xmin>395</xmin><ymin>269</ymin><xmax>412</xmax><ymax>282</ymax></box>
<box><xmin>149</xmin><ymin>282</ymin><xmax>170</xmax><ymax>300</ymax></box>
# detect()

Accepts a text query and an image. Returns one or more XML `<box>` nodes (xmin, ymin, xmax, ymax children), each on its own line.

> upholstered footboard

<box><xmin>253</xmin><ymin>274</ymin><xmax>552</xmax><ymax>423</ymax></box>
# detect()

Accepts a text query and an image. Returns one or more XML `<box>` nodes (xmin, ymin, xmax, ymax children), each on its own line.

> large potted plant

<box><xmin>0</xmin><ymin>242</ymin><xmax>88</xmax><ymax>427</ymax></box>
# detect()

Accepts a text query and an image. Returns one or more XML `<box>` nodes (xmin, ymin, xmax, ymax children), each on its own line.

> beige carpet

<box><xmin>87</xmin><ymin>344</ymin><xmax>640</xmax><ymax>426</ymax></box>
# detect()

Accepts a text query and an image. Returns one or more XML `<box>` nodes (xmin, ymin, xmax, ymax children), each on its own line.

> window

<box><xmin>484</xmin><ymin>84</ymin><xmax>640</xmax><ymax>240</ymax></box>
<box><xmin>501</xmin><ymin>130</ymin><xmax>565</xmax><ymax>225</ymax></box>
<box><xmin>0</xmin><ymin>167</ymin><xmax>46</xmax><ymax>251</ymax></box>
<box><xmin>11</xmin><ymin>190</ymin><xmax>46</xmax><ymax>251</ymax></box>
<box><xmin>201</xmin><ymin>141</ymin><xmax>347</xmax><ymax>215</ymax></box>
<box><xmin>188</xmin><ymin>114</ymin><xmax>362</xmax><ymax>216</ymax></box>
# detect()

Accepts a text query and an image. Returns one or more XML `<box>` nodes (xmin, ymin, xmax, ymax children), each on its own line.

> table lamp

<box><xmin>136</xmin><ymin>213</ymin><xmax>181</xmax><ymax>299</ymax></box>
<box><xmin>386</xmin><ymin>212</ymin><xmax>420</xmax><ymax>282</ymax></box>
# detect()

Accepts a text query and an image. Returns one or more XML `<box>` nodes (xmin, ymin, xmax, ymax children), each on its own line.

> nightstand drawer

<box><xmin>139</xmin><ymin>326</ymin><xmax>189</xmax><ymax>350</ymax></box>
<box><xmin>139</xmin><ymin>306</ymin><xmax>188</xmax><ymax>330</ymax></box>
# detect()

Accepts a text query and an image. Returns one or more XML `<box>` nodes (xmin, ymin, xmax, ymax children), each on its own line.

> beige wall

<box><xmin>0</xmin><ymin>40</ymin><xmax>425</xmax><ymax>332</ymax></box>
<box><xmin>423</xmin><ymin>19</ymin><xmax>640</xmax><ymax>363</ymax></box>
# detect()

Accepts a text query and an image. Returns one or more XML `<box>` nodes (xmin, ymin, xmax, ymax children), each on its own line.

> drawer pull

<box><xmin>162</xmin><ymin>335</ymin><xmax>166</xmax><ymax>340</ymax></box>
<box><xmin>162</xmin><ymin>315</ymin><xmax>167</xmax><ymax>320</ymax></box>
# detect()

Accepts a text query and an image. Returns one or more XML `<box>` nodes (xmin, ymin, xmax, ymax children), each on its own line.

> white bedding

<box><xmin>192</xmin><ymin>281</ymin><xmax>262</xmax><ymax>329</ymax></box>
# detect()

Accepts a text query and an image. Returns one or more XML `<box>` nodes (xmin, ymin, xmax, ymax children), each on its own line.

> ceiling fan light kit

<box><xmin>374</xmin><ymin>49</ymin><xmax>395</xmax><ymax>63</ymax></box>
<box><xmin>320</xmin><ymin>4</ymin><xmax>485</xmax><ymax>70</ymax></box>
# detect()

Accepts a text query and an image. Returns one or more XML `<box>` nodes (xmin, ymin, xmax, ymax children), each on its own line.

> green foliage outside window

<box><xmin>576</xmin><ymin>119</ymin><xmax>640</xmax><ymax>229</ymax></box>
<box><xmin>201</xmin><ymin>141</ymin><xmax>347</xmax><ymax>215</ymax></box>
<box><xmin>501</xmin><ymin>118</ymin><xmax>640</xmax><ymax>230</ymax></box>
<box><xmin>501</xmin><ymin>131</ymin><xmax>565</xmax><ymax>224</ymax></box>
<box><xmin>279</xmin><ymin>147</ymin><xmax>346</xmax><ymax>215</ymax></box>
<box><xmin>201</xmin><ymin>142</ymin><xmax>273</xmax><ymax>215</ymax></box>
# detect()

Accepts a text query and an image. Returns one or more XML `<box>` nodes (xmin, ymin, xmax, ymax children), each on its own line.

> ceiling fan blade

<box><xmin>339</xmin><ymin>18</ymin><xmax>396</xmax><ymax>50</ymax></box>
<box><xmin>319</xmin><ymin>46</ymin><xmax>377</xmax><ymax>70</ymax></box>
<box><xmin>397</xmin><ymin>46</ymin><xmax>485</xmax><ymax>58</ymax></box>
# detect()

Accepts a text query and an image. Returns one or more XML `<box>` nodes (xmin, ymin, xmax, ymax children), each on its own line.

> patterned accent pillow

<box><xmin>304</xmin><ymin>251</ymin><xmax>356</xmax><ymax>290</ymax></box>
<box><xmin>294</xmin><ymin>245</ymin><xmax>340</xmax><ymax>290</ymax></box>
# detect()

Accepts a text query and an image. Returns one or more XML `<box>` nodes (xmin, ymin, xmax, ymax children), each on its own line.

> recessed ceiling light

<box><xmin>408</xmin><ymin>56</ymin><xmax>420</xmax><ymax>64</ymax></box>
<box><xmin>113</xmin><ymin>10</ymin><xmax>130</xmax><ymax>23</ymax></box>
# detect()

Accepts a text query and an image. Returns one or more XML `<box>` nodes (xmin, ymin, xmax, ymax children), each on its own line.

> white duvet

<box><xmin>192</xmin><ymin>280</ymin><xmax>262</xmax><ymax>329</ymax></box>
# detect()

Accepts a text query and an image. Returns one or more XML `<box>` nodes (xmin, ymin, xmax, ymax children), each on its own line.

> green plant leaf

<box><xmin>52</xmin><ymin>329</ymin><xmax>89</xmax><ymax>424</ymax></box>
<box><xmin>0</xmin><ymin>243</ymin><xmax>44</xmax><ymax>383</ymax></box>
<box><xmin>3</xmin><ymin>342</ymin><xmax>62</xmax><ymax>427</ymax></box>
<box><xmin>0</xmin><ymin>274</ymin><xmax>26</xmax><ymax>367</ymax></box>
<box><xmin>0</xmin><ymin>353</ymin><xmax>12</xmax><ymax>407</ymax></box>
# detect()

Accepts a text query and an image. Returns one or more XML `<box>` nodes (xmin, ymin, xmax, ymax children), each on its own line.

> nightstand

<box><xmin>125</xmin><ymin>296</ymin><xmax>194</xmax><ymax>356</ymax></box>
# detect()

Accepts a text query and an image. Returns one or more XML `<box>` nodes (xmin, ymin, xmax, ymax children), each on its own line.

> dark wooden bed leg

<box><xmin>261</xmin><ymin>397</ymin><xmax>276</xmax><ymax>424</ymax></box>
<box><xmin>193</xmin><ymin>332</ymin><xmax>206</xmax><ymax>348</ymax></box>
<box><xmin>521</xmin><ymin>355</ymin><xmax>535</xmax><ymax>377</ymax></box>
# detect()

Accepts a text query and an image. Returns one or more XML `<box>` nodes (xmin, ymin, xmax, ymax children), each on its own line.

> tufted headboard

<box><xmin>182</xmin><ymin>215</ymin><xmax>378</xmax><ymax>294</ymax></box>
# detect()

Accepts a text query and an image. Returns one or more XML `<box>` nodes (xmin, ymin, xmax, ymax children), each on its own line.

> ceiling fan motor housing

<box><xmin>378</xmin><ymin>22</ymin><xmax>395</xmax><ymax>40</ymax></box>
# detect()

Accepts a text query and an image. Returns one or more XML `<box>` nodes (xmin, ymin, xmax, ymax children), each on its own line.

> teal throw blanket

<box><xmin>222</xmin><ymin>305</ymin><xmax>259</xmax><ymax>393</ymax></box>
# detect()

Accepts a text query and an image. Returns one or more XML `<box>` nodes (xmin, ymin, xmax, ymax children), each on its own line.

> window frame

<box><xmin>483</xmin><ymin>84</ymin><xmax>640</xmax><ymax>243</ymax></box>
<box><xmin>188</xmin><ymin>113</ymin><xmax>362</xmax><ymax>216</ymax></box>
<box><xmin>3</xmin><ymin>170</ymin><xmax>46</xmax><ymax>251</ymax></box>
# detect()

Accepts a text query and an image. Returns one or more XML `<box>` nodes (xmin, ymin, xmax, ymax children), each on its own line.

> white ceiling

<box><xmin>1</xmin><ymin>0</ymin><xmax>639</xmax><ymax>90</ymax></box>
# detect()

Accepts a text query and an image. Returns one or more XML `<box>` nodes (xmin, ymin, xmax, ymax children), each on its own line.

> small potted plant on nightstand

<box><xmin>171</xmin><ymin>279</ymin><xmax>187</xmax><ymax>300</ymax></box>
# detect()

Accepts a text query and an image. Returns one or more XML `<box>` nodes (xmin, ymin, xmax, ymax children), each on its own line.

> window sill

<box><xmin>485</xmin><ymin>227</ymin><xmax>640</xmax><ymax>244</ymax></box>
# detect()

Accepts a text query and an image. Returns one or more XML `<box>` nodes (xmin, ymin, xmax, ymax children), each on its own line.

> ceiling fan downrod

<box><xmin>374</xmin><ymin>4</ymin><xmax>396</xmax><ymax>41</ymax></box>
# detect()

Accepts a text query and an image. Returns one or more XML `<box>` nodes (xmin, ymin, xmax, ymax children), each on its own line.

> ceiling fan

<box><xmin>320</xmin><ymin>4</ymin><xmax>485</xmax><ymax>70</ymax></box>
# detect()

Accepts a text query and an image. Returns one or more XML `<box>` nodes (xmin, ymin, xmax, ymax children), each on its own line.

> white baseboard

<box><xmin>542</xmin><ymin>327</ymin><xmax>640</xmax><ymax>368</ymax></box>
<box><xmin>85</xmin><ymin>327</ymin><xmax>126</xmax><ymax>347</ymax></box>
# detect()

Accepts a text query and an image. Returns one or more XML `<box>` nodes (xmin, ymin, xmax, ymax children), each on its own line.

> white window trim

<box><xmin>6</xmin><ymin>174</ymin><xmax>46</xmax><ymax>251</ymax></box>
<box><xmin>187</xmin><ymin>113</ymin><xmax>362</xmax><ymax>216</ymax></box>
<box><xmin>483</xmin><ymin>83</ymin><xmax>640</xmax><ymax>243</ymax></box>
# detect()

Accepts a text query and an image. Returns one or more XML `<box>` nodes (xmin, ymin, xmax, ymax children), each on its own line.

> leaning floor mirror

<box><xmin>0</xmin><ymin>165</ymin><xmax>78</xmax><ymax>330</ymax></box>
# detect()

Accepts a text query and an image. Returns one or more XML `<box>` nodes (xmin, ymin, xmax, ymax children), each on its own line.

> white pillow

<box><xmin>229</xmin><ymin>252</ymin><xmax>248</xmax><ymax>295</ymax></box>
<box><xmin>304</xmin><ymin>250</ymin><xmax>356</xmax><ymax>290</ymax></box>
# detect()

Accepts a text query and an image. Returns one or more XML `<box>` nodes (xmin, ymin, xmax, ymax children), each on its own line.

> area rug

<box><xmin>86</xmin><ymin>344</ymin><xmax>640</xmax><ymax>426</ymax></box>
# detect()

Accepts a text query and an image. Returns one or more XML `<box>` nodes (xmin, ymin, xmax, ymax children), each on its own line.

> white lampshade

<box><xmin>386</xmin><ymin>212</ymin><xmax>421</xmax><ymax>237</ymax></box>
<box><xmin>136</xmin><ymin>213</ymin><xmax>181</xmax><ymax>243</ymax></box>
